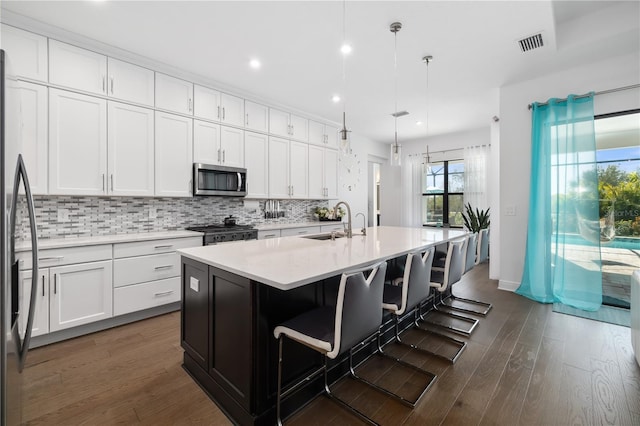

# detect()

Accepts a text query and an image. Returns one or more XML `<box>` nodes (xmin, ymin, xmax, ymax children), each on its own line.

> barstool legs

<box><xmin>276</xmin><ymin>337</ymin><xmax>284</xmax><ymax>426</ymax></box>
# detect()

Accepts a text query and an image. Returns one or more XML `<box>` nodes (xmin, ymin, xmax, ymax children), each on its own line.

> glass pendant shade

<box><xmin>338</xmin><ymin>111</ymin><xmax>351</xmax><ymax>154</ymax></box>
<box><xmin>390</xmin><ymin>140</ymin><xmax>402</xmax><ymax>166</ymax></box>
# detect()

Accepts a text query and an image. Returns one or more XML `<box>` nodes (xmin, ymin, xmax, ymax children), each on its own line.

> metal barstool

<box><xmin>422</xmin><ymin>238</ymin><xmax>479</xmax><ymax>335</ymax></box>
<box><xmin>381</xmin><ymin>247</ymin><xmax>466</xmax><ymax>364</ymax></box>
<box><xmin>273</xmin><ymin>261</ymin><xmax>387</xmax><ymax>426</ymax></box>
<box><xmin>442</xmin><ymin>231</ymin><xmax>492</xmax><ymax>316</ymax></box>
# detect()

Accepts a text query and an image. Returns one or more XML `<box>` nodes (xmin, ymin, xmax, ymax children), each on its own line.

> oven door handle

<box><xmin>237</xmin><ymin>172</ymin><xmax>243</xmax><ymax>192</ymax></box>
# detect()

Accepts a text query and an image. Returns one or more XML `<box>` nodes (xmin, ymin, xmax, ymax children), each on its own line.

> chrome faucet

<box><xmin>355</xmin><ymin>212</ymin><xmax>367</xmax><ymax>236</ymax></box>
<box><xmin>334</xmin><ymin>201</ymin><xmax>352</xmax><ymax>238</ymax></box>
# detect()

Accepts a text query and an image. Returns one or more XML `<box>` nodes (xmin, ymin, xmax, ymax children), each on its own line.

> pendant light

<box><xmin>338</xmin><ymin>0</ymin><xmax>352</xmax><ymax>154</ymax></box>
<box><xmin>422</xmin><ymin>55</ymin><xmax>433</xmax><ymax>174</ymax></box>
<box><xmin>389</xmin><ymin>22</ymin><xmax>402</xmax><ymax>167</ymax></box>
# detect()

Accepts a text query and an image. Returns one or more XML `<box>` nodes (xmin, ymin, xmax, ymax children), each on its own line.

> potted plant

<box><xmin>314</xmin><ymin>207</ymin><xmax>345</xmax><ymax>221</ymax></box>
<box><xmin>461</xmin><ymin>203</ymin><xmax>490</xmax><ymax>233</ymax></box>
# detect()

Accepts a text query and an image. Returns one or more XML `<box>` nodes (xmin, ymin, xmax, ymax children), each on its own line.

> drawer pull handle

<box><xmin>39</xmin><ymin>256</ymin><xmax>64</xmax><ymax>261</ymax></box>
<box><xmin>154</xmin><ymin>265</ymin><xmax>173</xmax><ymax>270</ymax></box>
<box><xmin>154</xmin><ymin>245</ymin><xmax>173</xmax><ymax>249</ymax></box>
<box><xmin>154</xmin><ymin>290</ymin><xmax>174</xmax><ymax>297</ymax></box>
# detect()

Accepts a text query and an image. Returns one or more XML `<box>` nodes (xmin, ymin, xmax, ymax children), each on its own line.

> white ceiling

<box><xmin>2</xmin><ymin>1</ymin><xmax>638</xmax><ymax>145</ymax></box>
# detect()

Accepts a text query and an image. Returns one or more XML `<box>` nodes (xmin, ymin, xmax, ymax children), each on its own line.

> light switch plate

<box><xmin>189</xmin><ymin>277</ymin><xmax>200</xmax><ymax>292</ymax></box>
<box><xmin>505</xmin><ymin>205</ymin><xmax>516</xmax><ymax>216</ymax></box>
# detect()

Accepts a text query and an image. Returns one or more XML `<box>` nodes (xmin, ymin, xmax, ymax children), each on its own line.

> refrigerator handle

<box><xmin>9</xmin><ymin>154</ymin><xmax>39</xmax><ymax>372</ymax></box>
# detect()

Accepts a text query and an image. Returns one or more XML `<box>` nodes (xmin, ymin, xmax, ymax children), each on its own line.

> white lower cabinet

<box><xmin>19</xmin><ymin>269</ymin><xmax>49</xmax><ymax>338</ymax></box>
<box><xmin>114</xmin><ymin>277</ymin><xmax>180</xmax><ymax>316</ymax></box>
<box><xmin>49</xmin><ymin>260</ymin><xmax>113</xmax><ymax>332</ymax></box>
<box><xmin>280</xmin><ymin>226</ymin><xmax>320</xmax><ymax>237</ymax></box>
<box><xmin>257</xmin><ymin>230</ymin><xmax>281</xmax><ymax>240</ymax></box>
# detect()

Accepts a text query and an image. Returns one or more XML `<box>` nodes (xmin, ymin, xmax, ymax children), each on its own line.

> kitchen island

<box><xmin>178</xmin><ymin>226</ymin><xmax>466</xmax><ymax>425</ymax></box>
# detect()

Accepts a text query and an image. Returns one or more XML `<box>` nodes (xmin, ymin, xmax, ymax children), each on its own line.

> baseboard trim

<box><xmin>498</xmin><ymin>280</ymin><xmax>520</xmax><ymax>292</ymax></box>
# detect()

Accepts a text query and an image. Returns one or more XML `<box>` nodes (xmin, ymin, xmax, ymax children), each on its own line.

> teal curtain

<box><xmin>517</xmin><ymin>94</ymin><xmax>602</xmax><ymax>311</ymax></box>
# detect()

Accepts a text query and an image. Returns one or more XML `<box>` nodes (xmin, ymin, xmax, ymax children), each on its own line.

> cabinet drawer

<box><xmin>114</xmin><ymin>277</ymin><xmax>180</xmax><ymax>316</ymax></box>
<box><xmin>17</xmin><ymin>244</ymin><xmax>112</xmax><ymax>271</ymax></box>
<box><xmin>113</xmin><ymin>252</ymin><xmax>180</xmax><ymax>287</ymax></box>
<box><xmin>320</xmin><ymin>224</ymin><xmax>345</xmax><ymax>233</ymax></box>
<box><xmin>257</xmin><ymin>230</ymin><xmax>281</xmax><ymax>240</ymax></box>
<box><xmin>280</xmin><ymin>226</ymin><xmax>321</xmax><ymax>237</ymax></box>
<box><xmin>113</xmin><ymin>237</ymin><xmax>202</xmax><ymax>258</ymax></box>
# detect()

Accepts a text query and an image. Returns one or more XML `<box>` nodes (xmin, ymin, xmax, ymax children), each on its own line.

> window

<box><xmin>422</xmin><ymin>160</ymin><xmax>464</xmax><ymax>227</ymax></box>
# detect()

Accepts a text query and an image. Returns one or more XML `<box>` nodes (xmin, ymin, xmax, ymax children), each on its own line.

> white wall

<box><xmin>498</xmin><ymin>51</ymin><xmax>640</xmax><ymax>291</ymax></box>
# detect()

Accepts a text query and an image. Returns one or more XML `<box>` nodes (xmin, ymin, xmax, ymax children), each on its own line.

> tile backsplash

<box><xmin>16</xmin><ymin>196</ymin><xmax>329</xmax><ymax>241</ymax></box>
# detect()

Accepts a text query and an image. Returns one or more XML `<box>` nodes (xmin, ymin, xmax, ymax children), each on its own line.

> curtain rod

<box><xmin>527</xmin><ymin>84</ymin><xmax>640</xmax><ymax>110</ymax></box>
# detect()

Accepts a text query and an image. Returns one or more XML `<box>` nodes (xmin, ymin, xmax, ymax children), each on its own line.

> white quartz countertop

<box><xmin>16</xmin><ymin>230</ymin><xmax>203</xmax><ymax>252</ymax></box>
<box><xmin>178</xmin><ymin>226</ymin><xmax>467</xmax><ymax>291</ymax></box>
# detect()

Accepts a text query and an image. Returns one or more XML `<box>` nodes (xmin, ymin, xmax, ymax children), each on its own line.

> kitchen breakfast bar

<box><xmin>178</xmin><ymin>226</ymin><xmax>466</xmax><ymax>425</ymax></box>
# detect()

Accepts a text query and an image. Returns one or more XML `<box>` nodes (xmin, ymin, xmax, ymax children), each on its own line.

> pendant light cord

<box><xmin>342</xmin><ymin>0</ymin><xmax>347</xmax><ymax>124</ymax></box>
<box><xmin>394</xmin><ymin>29</ymin><xmax>398</xmax><ymax>148</ymax></box>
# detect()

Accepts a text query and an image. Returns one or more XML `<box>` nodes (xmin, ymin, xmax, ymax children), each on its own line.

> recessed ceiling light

<box><xmin>416</xmin><ymin>121</ymin><xmax>424</xmax><ymax>126</ymax></box>
<box><xmin>249</xmin><ymin>59</ymin><xmax>261</xmax><ymax>69</ymax></box>
<box><xmin>340</xmin><ymin>43</ymin><xmax>352</xmax><ymax>55</ymax></box>
<box><xmin>332</xmin><ymin>95</ymin><xmax>341</xmax><ymax>103</ymax></box>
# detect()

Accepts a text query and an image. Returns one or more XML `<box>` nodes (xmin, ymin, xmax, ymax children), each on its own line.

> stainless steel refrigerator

<box><xmin>1</xmin><ymin>48</ymin><xmax>40</xmax><ymax>425</ymax></box>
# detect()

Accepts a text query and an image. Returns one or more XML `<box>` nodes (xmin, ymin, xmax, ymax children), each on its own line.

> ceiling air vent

<box><xmin>391</xmin><ymin>111</ymin><xmax>409</xmax><ymax>118</ymax></box>
<box><xmin>518</xmin><ymin>33</ymin><xmax>544</xmax><ymax>52</ymax></box>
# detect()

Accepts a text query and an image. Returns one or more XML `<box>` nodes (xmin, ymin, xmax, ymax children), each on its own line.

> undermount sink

<box><xmin>302</xmin><ymin>233</ymin><xmax>345</xmax><ymax>241</ymax></box>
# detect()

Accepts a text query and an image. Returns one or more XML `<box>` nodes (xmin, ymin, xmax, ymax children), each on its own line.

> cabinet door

<box><xmin>193</xmin><ymin>120</ymin><xmax>221</xmax><ymax>165</ymax></box>
<box><xmin>108</xmin><ymin>101</ymin><xmax>155</xmax><ymax>196</ymax></box>
<box><xmin>107</xmin><ymin>58</ymin><xmax>154</xmax><ymax>106</ymax></box>
<box><xmin>49</xmin><ymin>260</ymin><xmax>113</xmax><ymax>332</ymax></box>
<box><xmin>155</xmin><ymin>111</ymin><xmax>193</xmax><ymax>197</ymax></box>
<box><xmin>244</xmin><ymin>101</ymin><xmax>268</xmax><ymax>132</ymax></box>
<box><xmin>1</xmin><ymin>24</ymin><xmax>48</xmax><ymax>82</ymax></box>
<box><xmin>220</xmin><ymin>126</ymin><xmax>244</xmax><ymax>168</ymax></box>
<box><xmin>269</xmin><ymin>108</ymin><xmax>290</xmax><ymax>138</ymax></box>
<box><xmin>181</xmin><ymin>259</ymin><xmax>209</xmax><ymax>370</ymax></box>
<box><xmin>325</xmin><ymin>124</ymin><xmax>339</xmax><ymax>149</ymax></box>
<box><xmin>308</xmin><ymin>120</ymin><xmax>325</xmax><ymax>146</ymax></box>
<box><xmin>289</xmin><ymin>114</ymin><xmax>308</xmax><ymax>142</ymax></box>
<box><xmin>325</xmin><ymin>149</ymin><xmax>339</xmax><ymax>199</ymax></box>
<box><xmin>289</xmin><ymin>141</ymin><xmax>308</xmax><ymax>198</ymax></box>
<box><xmin>308</xmin><ymin>145</ymin><xmax>325</xmax><ymax>199</ymax></box>
<box><xmin>244</xmin><ymin>131</ymin><xmax>268</xmax><ymax>198</ymax></box>
<box><xmin>220</xmin><ymin>93</ymin><xmax>244</xmax><ymax>127</ymax></box>
<box><xmin>17</xmin><ymin>82</ymin><xmax>48</xmax><ymax>195</ymax></box>
<box><xmin>19</xmin><ymin>269</ymin><xmax>49</xmax><ymax>338</ymax></box>
<box><xmin>193</xmin><ymin>85</ymin><xmax>221</xmax><ymax>121</ymax></box>
<box><xmin>49</xmin><ymin>89</ymin><xmax>107</xmax><ymax>195</ymax></box>
<box><xmin>49</xmin><ymin>40</ymin><xmax>107</xmax><ymax>95</ymax></box>
<box><xmin>155</xmin><ymin>73</ymin><xmax>193</xmax><ymax>115</ymax></box>
<box><xmin>268</xmin><ymin>137</ymin><xmax>290</xmax><ymax>198</ymax></box>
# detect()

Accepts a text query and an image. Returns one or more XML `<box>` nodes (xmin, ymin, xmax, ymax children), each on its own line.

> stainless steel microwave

<box><xmin>193</xmin><ymin>163</ymin><xmax>247</xmax><ymax>196</ymax></box>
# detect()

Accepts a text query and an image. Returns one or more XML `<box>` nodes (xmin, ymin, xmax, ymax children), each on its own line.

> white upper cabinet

<box><xmin>289</xmin><ymin>114</ymin><xmax>308</xmax><ymax>142</ymax></box>
<box><xmin>324</xmin><ymin>149</ymin><xmax>339</xmax><ymax>198</ymax></box>
<box><xmin>17</xmin><ymin>81</ymin><xmax>48</xmax><ymax>195</ymax></box>
<box><xmin>268</xmin><ymin>108</ymin><xmax>308</xmax><ymax>142</ymax></box>
<box><xmin>220</xmin><ymin>126</ymin><xmax>244</xmax><ymax>168</ymax></box>
<box><xmin>49</xmin><ymin>40</ymin><xmax>107</xmax><ymax>96</ymax></box>
<box><xmin>244</xmin><ymin>131</ymin><xmax>268</xmax><ymax>198</ymax></box>
<box><xmin>1</xmin><ymin>24</ymin><xmax>48</xmax><ymax>82</ymax></box>
<box><xmin>308</xmin><ymin>145</ymin><xmax>325</xmax><ymax>199</ymax></box>
<box><xmin>107</xmin><ymin>101</ymin><xmax>155</xmax><ymax>196</ymax></box>
<box><xmin>193</xmin><ymin>120</ymin><xmax>221</xmax><ymax>165</ymax></box>
<box><xmin>49</xmin><ymin>88</ymin><xmax>107</xmax><ymax>195</ymax></box>
<box><xmin>268</xmin><ymin>137</ymin><xmax>290</xmax><ymax>198</ymax></box>
<box><xmin>308</xmin><ymin>120</ymin><xmax>339</xmax><ymax>149</ymax></box>
<box><xmin>107</xmin><ymin>58</ymin><xmax>154</xmax><ymax>107</ymax></box>
<box><xmin>269</xmin><ymin>108</ymin><xmax>290</xmax><ymax>138</ymax></box>
<box><xmin>155</xmin><ymin>73</ymin><xmax>193</xmax><ymax>115</ymax></box>
<box><xmin>244</xmin><ymin>101</ymin><xmax>268</xmax><ymax>133</ymax></box>
<box><xmin>289</xmin><ymin>141</ymin><xmax>308</xmax><ymax>198</ymax></box>
<box><xmin>193</xmin><ymin>84</ymin><xmax>221</xmax><ymax>121</ymax></box>
<box><xmin>220</xmin><ymin>93</ymin><xmax>244</xmax><ymax>127</ymax></box>
<box><xmin>155</xmin><ymin>111</ymin><xmax>193</xmax><ymax>197</ymax></box>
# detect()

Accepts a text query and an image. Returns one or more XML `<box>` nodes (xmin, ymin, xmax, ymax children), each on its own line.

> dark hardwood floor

<box><xmin>23</xmin><ymin>263</ymin><xmax>640</xmax><ymax>425</ymax></box>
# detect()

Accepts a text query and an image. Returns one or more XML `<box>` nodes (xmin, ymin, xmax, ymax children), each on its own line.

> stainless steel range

<box><xmin>186</xmin><ymin>224</ymin><xmax>258</xmax><ymax>245</ymax></box>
